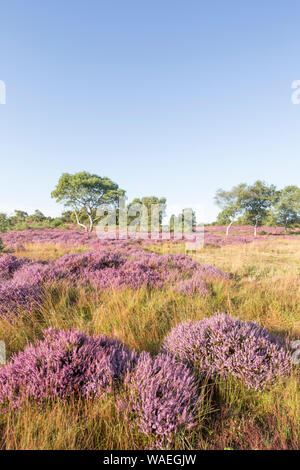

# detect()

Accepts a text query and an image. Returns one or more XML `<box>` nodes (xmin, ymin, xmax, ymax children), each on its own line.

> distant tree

<box><xmin>215</xmin><ymin>184</ymin><xmax>246</xmax><ymax>236</ymax></box>
<box><xmin>31</xmin><ymin>210</ymin><xmax>46</xmax><ymax>223</ymax></box>
<box><xmin>51</xmin><ymin>172</ymin><xmax>125</xmax><ymax>232</ymax></box>
<box><xmin>239</xmin><ymin>181</ymin><xmax>278</xmax><ymax>236</ymax></box>
<box><xmin>170</xmin><ymin>209</ymin><xmax>197</xmax><ymax>233</ymax></box>
<box><xmin>0</xmin><ymin>213</ymin><xmax>10</xmax><ymax>233</ymax></box>
<box><xmin>215</xmin><ymin>181</ymin><xmax>278</xmax><ymax>236</ymax></box>
<box><xmin>273</xmin><ymin>185</ymin><xmax>300</xmax><ymax>232</ymax></box>
<box><xmin>0</xmin><ymin>237</ymin><xmax>4</xmax><ymax>253</ymax></box>
<box><xmin>127</xmin><ymin>196</ymin><xmax>167</xmax><ymax>231</ymax></box>
<box><xmin>10</xmin><ymin>210</ymin><xmax>28</xmax><ymax>225</ymax></box>
<box><xmin>60</xmin><ymin>211</ymin><xmax>76</xmax><ymax>224</ymax></box>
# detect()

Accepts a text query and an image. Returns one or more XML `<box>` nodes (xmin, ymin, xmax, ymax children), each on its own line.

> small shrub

<box><xmin>0</xmin><ymin>279</ymin><xmax>43</xmax><ymax>317</ymax></box>
<box><xmin>0</xmin><ymin>328</ymin><xmax>137</xmax><ymax>409</ymax></box>
<box><xmin>121</xmin><ymin>352</ymin><xmax>198</xmax><ymax>448</ymax></box>
<box><xmin>0</xmin><ymin>254</ymin><xmax>29</xmax><ymax>280</ymax></box>
<box><xmin>161</xmin><ymin>313</ymin><xmax>292</xmax><ymax>391</ymax></box>
<box><xmin>174</xmin><ymin>274</ymin><xmax>209</xmax><ymax>296</ymax></box>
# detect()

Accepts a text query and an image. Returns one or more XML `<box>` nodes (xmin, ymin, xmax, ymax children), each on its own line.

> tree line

<box><xmin>0</xmin><ymin>173</ymin><xmax>299</xmax><ymax>235</ymax></box>
<box><xmin>215</xmin><ymin>180</ymin><xmax>300</xmax><ymax>235</ymax></box>
<box><xmin>0</xmin><ymin>172</ymin><xmax>182</xmax><ymax>233</ymax></box>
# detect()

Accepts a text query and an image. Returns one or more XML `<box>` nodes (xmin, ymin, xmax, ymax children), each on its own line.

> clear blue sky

<box><xmin>0</xmin><ymin>0</ymin><xmax>300</xmax><ymax>222</ymax></box>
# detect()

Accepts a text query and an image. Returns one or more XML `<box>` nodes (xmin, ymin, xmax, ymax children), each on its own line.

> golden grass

<box><xmin>13</xmin><ymin>242</ymin><xmax>90</xmax><ymax>260</ymax></box>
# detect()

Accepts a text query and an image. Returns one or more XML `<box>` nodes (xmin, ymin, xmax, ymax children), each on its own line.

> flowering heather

<box><xmin>53</xmin><ymin>250</ymin><xmax>124</xmax><ymax>281</ymax></box>
<box><xmin>173</xmin><ymin>263</ymin><xmax>230</xmax><ymax>296</ymax></box>
<box><xmin>161</xmin><ymin>314</ymin><xmax>292</xmax><ymax>391</ymax></box>
<box><xmin>0</xmin><ymin>229</ymin><xmax>97</xmax><ymax>250</ymax></box>
<box><xmin>204</xmin><ymin>225</ymin><xmax>300</xmax><ymax>246</ymax></box>
<box><xmin>89</xmin><ymin>259</ymin><xmax>164</xmax><ymax>290</ymax></box>
<box><xmin>1</xmin><ymin>226</ymin><xmax>300</xmax><ymax>251</ymax></box>
<box><xmin>0</xmin><ymin>254</ymin><xmax>29</xmax><ymax>280</ymax></box>
<box><xmin>13</xmin><ymin>263</ymin><xmax>50</xmax><ymax>284</ymax></box>
<box><xmin>0</xmin><ymin>245</ymin><xmax>230</xmax><ymax>317</ymax></box>
<box><xmin>0</xmin><ymin>255</ymin><xmax>48</xmax><ymax>317</ymax></box>
<box><xmin>197</xmin><ymin>264</ymin><xmax>230</xmax><ymax>280</ymax></box>
<box><xmin>0</xmin><ymin>328</ymin><xmax>137</xmax><ymax>409</ymax></box>
<box><xmin>174</xmin><ymin>274</ymin><xmax>209</xmax><ymax>296</ymax></box>
<box><xmin>122</xmin><ymin>352</ymin><xmax>198</xmax><ymax>448</ymax></box>
<box><xmin>0</xmin><ymin>279</ymin><xmax>42</xmax><ymax>318</ymax></box>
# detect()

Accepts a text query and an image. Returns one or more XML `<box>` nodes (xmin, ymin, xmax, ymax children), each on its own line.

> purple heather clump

<box><xmin>120</xmin><ymin>260</ymin><xmax>164</xmax><ymax>289</ymax></box>
<box><xmin>50</xmin><ymin>249</ymin><xmax>210</xmax><ymax>291</ymax></box>
<box><xmin>122</xmin><ymin>352</ymin><xmax>198</xmax><ymax>449</ymax></box>
<box><xmin>197</xmin><ymin>264</ymin><xmax>230</xmax><ymax>280</ymax></box>
<box><xmin>0</xmin><ymin>229</ymin><xmax>98</xmax><ymax>250</ymax></box>
<box><xmin>161</xmin><ymin>313</ymin><xmax>292</xmax><ymax>391</ymax></box>
<box><xmin>0</xmin><ymin>328</ymin><xmax>137</xmax><ymax>409</ymax></box>
<box><xmin>0</xmin><ymin>242</ymin><xmax>230</xmax><ymax>317</ymax></box>
<box><xmin>53</xmin><ymin>250</ymin><xmax>124</xmax><ymax>282</ymax></box>
<box><xmin>174</xmin><ymin>274</ymin><xmax>209</xmax><ymax>296</ymax></box>
<box><xmin>0</xmin><ymin>279</ymin><xmax>43</xmax><ymax>318</ymax></box>
<box><xmin>88</xmin><ymin>260</ymin><xmax>164</xmax><ymax>290</ymax></box>
<box><xmin>0</xmin><ymin>256</ymin><xmax>48</xmax><ymax>317</ymax></box>
<box><xmin>161</xmin><ymin>254</ymin><xmax>199</xmax><ymax>274</ymax></box>
<box><xmin>13</xmin><ymin>263</ymin><xmax>50</xmax><ymax>284</ymax></box>
<box><xmin>0</xmin><ymin>254</ymin><xmax>29</xmax><ymax>280</ymax></box>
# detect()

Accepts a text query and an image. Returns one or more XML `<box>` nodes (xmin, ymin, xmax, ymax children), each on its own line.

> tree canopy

<box><xmin>127</xmin><ymin>196</ymin><xmax>167</xmax><ymax>231</ymax></box>
<box><xmin>273</xmin><ymin>185</ymin><xmax>300</xmax><ymax>231</ymax></box>
<box><xmin>51</xmin><ymin>172</ymin><xmax>125</xmax><ymax>232</ymax></box>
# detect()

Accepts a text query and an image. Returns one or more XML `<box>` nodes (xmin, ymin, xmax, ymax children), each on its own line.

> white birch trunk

<box><xmin>74</xmin><ymin>210</ymin><xmax>88</xmax><ymax>231</ymax></box>
<box><xmin>226</xmin><ymin>220</ymin><xmax>234</xmax><ymax>236</ymax></box>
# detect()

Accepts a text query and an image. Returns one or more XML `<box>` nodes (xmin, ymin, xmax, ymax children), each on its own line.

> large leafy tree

<box><xmin>273</xmin><ymin>185</ymin><xmax>300</xmax><ymax>231</ymax></box>
<box><xmin>51</xmin><ymin>172</ymin><xmax>125</xmax><ymax>232</ymax></box>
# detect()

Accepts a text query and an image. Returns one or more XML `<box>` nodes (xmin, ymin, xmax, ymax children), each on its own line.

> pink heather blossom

<box><xmin>121</xmin><ymin>352</ymin><xmax>198</xmax><ymax>449</ymax></box>
<box><xmin>0</xmin><ymin>247</ymin><xmax>230</xmax><ymax>318</ymax></box>
<box><xmin>161</xmin><ymin>313</ymin><xmax>292</xmax><ymax>391</ymax></box>
<box><xmin>0</xmin><ymin>328</ymin><xmax>137</xmax><ymax>409</ymax></box>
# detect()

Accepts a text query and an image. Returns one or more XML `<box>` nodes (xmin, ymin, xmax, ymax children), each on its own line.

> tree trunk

<box><xmin>226</xmin><ymin>220</ymin><xmax>234</xmax><ymax>236</ymax></box>
<box><xmin>74</xmin><ymin>210</ymin><xmax>88</xmax><ymax>231</ymax></box>
<box><xmin>254</xmin><ymin>217</ymin><xmax>258</xmax><ymax>237</ymax></box>
<box><xmin>88</xmin><ymin>214</ymin><xmax>93</xmax><ymax>233</ymax></box>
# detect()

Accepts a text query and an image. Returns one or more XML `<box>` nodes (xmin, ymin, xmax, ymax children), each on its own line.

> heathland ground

<box><xmin>0</xmin><ymin>227</ymin><xmax>299</xmax><ymax>450</ymax></box>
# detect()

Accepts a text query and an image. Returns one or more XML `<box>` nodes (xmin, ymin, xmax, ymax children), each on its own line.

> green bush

<box><xmin>0</xmin><ymin>213</ymin><xmax>10</xmax><ymax>233</ymax></box>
